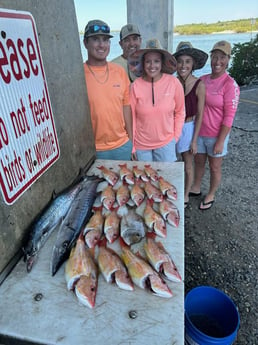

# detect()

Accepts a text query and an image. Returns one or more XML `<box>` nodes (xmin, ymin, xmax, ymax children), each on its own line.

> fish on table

<box><xmin>97</xmin><ymin>165</ymin><xmax>119</xmax><ymax>186</ymax></box>
<box><xmin>100</xmin><ymin>185</ymin><xmax>116</xmax><ymax>210</ymax></box>
<box><xmin>130</xmin><ymin>180</ymin><xmax>145</xmax><ymax>207</ymax></box>
<box><xmin>116</xmin><ymin>183</ymin><xmax>130</xmax><ymax>207</ymax></box>
<box><xmin>143</xmin><ymin>235</ymin><xmax>182</xmax><ymax>283</ymax></box>
<box><xmin>159</xmin><ymin>199</ymin><xmax>180</xmax><ymax>228</ymax></box>
<box><xmin>144</xmin><ymin>164</ymin><xmax>159</xmax><ymax>182</ymax></box>
<box><xmin>23</xmin><ymin>178</ymin><xmax>83</xmax><ymax>272</ymax></box>
<box><xmin>143</xmin><ymin>200</ymin><xmax>167</xmax><ymax>238</ymax></box>
<box><xmin>120</xmin><ymin>206</ymin><xmax>147</xmax><ymax>246</ymax></box>
<box><xmin>120</xmin><ymin>240</ymin><xmax>173</xmax><ymax>298</ymax></box>
<box><xmin>132</xmin><ymin>165</ymin><xmax>149</xmax><ymax>182</ymax></box>
<box><xmin>83</xmin><ymin>209</ymin><xmax>104</xmax><ymax>248</ymax></box>
<box><xmin>158</xmin><ymin>176</ymin><xmax>177</xmax><ymax>201</ymax></box>
<box><xmin>97</xmin><ymin>241</ymin><xmax>134</xmax><ymax>291</ymax></box>
<box><xmin>65</xmin><ymin>233</ymin><xmax>98</xmax><ymax>308</ymax></box>
<box><xmin>118</xmin><ymin>163</ymin><xmax>135</xmax><ymax>185</ymax></box>
<box><xmin>51</xmin><ymin>175</ymin><xmax>103</xmax><ymax>276</ymax></box>
<box><xmin>144</xmin><ymin>181</ymin><xmax>163</xmax><ymax>202</ymax></box>
<box><xmin>104</xmin><ymin>210</ymin><xmax>120</xmax><ymax>244</ymax></box>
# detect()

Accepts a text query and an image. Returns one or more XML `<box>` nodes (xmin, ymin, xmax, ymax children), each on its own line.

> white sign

<box><xmin>0</xmin><ymin>9</ymin><xmax>60</xmax><ymax>205</ymax></box>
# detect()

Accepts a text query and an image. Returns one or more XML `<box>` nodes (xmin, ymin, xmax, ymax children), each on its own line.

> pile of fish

<box><xmin>65</xmin><ymin>163</ymin><xmax>182</xmax><ymax>308</ymax></box>
<box><xmin>23</xmin><ymin>163</ymin><xmax>182</xmax><ymax>309</ymax></box>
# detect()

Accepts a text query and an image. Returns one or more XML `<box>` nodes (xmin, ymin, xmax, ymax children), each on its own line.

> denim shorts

<box><xmin>96</xmin><ymin>140</ymin><xmax>132</xmax><ymax>161</ymax></box>
<box><xmin>136</xmin><ymin>139</ymin><xmax>177</xmax><ymax>162</ymax></box>
<box><xmin>176</xmin><ymin>121</ymin><xmax>195</xmax><ymax>153</ymax></box>
<box><xmin>197</xmin><ymin>135</ymin><xmax>230</xmax><ymax>157</ymax></box>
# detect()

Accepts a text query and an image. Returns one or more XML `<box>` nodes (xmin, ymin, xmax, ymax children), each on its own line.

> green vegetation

<box><xmin>174</xmin><ymin>18</ymin><xmax>258</xmax><ymax>35</ymax></box>
<box><xmin>229</xmin><ymin>33</ymin><xmax>258</xmax><ymax>86</ymax></box>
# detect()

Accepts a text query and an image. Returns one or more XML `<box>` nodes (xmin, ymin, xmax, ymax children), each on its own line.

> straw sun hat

<box><xmin>128</xmin><ymin>38</ymin><xmax>177</xmax><ymax>77</ymax></box>
<box><xmin>173</xmin><ymin>41</ymin><xmax>208</xmax><ymax>70</ymax></box>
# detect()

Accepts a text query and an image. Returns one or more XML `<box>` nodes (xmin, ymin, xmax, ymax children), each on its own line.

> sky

<box><xmin>74</xmin><ymin>0</ymin><xmax>258</xmax><ymax>32</ymax></box>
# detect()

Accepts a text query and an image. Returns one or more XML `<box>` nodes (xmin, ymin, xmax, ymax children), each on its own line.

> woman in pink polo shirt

<box><xmin>190</xmin><ymin>41</ymin><xmax>240</xmax><ymax>210</ymax></box>
<box><xmin>130</xmin><ymin>39</ymin><xmax>185</xmax><ymax>162</ymax></box>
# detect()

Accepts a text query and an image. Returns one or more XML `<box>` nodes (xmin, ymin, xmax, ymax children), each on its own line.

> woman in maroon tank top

<box><xmin>173</xmin><ymin>42</ymin><xmax>208</xmax><ymax>208</ymax></box>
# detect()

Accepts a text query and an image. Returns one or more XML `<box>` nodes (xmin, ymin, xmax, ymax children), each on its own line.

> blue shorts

<box><xmin>96</xmin><ymin>140</ymin><xmax>132</xmax><ymax>161</ymax></box>
<box><xmin>176</xmin><ymin>121</ymin><xmax>195</xmax><ymax>153</ymax></box>
<box><xmin>197</xmin><ymin>135</ymin><xmax>230</xmax><ymax>157</ymax></box>
<box><xmin>136</xmin><ymin>139</ymin><xmax>177</xmax><ymax>162</ymax></box>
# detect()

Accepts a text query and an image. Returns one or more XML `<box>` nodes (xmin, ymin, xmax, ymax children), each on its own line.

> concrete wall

<box><xmin>0</xmin><ymin>0</ymin><xmax>95</xmax><ymax>277</ymax></box>
<box><xmin>127</xmin><ymin>0</ymin><xmax>174</xmax><ymax>52</ymax></box>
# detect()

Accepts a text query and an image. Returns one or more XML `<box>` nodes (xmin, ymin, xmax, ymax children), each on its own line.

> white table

<box><xmin>0</xmin><ymin>160</ymin><xmax>184</xmax><ymax>345</ymax></box>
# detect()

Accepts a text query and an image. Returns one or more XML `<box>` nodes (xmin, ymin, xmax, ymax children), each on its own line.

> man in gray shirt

<box><xmin>112</xmin><ymin>24</ymin><xmax>142</xmax><ymax>82</ymax></box>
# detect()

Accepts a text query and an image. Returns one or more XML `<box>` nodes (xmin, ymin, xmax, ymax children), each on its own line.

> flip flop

<box><xmin>199</xmin><ymin>199</ymin><xmax>215</xmax><ymax>211</ymax></box>
<box><xmin>189</xmin><ymin>191</ymin><xmax>202</xmax><ymax>197</ymax></box>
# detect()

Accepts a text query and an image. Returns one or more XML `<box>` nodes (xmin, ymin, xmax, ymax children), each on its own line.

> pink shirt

<box><xmin>200</xmin><ymin>73</ymin><xmax>240</xmax><ymax>137</ymax></box>
<box><xmin>130</xmin><ymin>74</ymin><xmax>185</xmax><ymax>151</ymax></box>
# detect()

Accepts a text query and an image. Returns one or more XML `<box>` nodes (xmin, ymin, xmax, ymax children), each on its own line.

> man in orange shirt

<box><xmin>83</xmin><ymin>19</ymin><xmax>133</xmax><ymax>160</ymax></box>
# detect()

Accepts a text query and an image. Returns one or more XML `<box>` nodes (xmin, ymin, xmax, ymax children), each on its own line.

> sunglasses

<box><xmin>86</xmin><ymin>24</ymin><xmax>110</xmax><ymax>35</ymax></box>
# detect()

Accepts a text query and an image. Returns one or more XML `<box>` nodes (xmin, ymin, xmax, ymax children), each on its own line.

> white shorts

<box><xmin>176</xmin><ymin>121</ymin><xmax>195</xmax><ymax>154</ymax></box>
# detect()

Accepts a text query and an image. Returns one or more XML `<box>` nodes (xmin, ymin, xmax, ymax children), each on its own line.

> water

<box><xmin>79</xmin><ymin>32</ymin><xmax>253</xmax><ymax>77</ymax></box>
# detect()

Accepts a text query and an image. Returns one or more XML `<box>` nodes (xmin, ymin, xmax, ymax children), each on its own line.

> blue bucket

<box><xmin>185</xmin><ymin>286</ymin><xmax>240</xmax><ymax>345</ymax></box>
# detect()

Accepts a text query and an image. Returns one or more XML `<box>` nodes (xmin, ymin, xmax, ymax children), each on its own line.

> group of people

<box><xmin>83</xmin><ymin>19</ymin><xmax>240</xmax><ymax>211</ymax></box>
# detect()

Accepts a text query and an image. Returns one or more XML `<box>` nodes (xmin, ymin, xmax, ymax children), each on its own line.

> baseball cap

<box><xmin>84</xmin><ymin>19</ymin><xmax>113</xmax><ymax>39</ymax></box>
<box><xmin>120</xmin><ymin>24</ymin><xmax>141</xmax><ymax>40</ymax></box>
<box><xmin>210</xmin><ymin>40</ymin><xmax>231</xmax><ymax>56</ymax></box>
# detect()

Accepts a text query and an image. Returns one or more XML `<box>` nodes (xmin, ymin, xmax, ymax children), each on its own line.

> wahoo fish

<box><xmin>144</xmin><ymin>236</ymin><xmax>182</xmax><ymax>283</ymax></box>
<box><xmin>120</xmin><ymin>241</ymin><xmax>172</xmax><ymax>298</ymax></box>
<box><xmin>23</xmin><ymin>180</ymin><xmax>82</xmax><ymax>272</ymax></box>
<box><xmin>97</xmin><ymin>242</ymin><xmax>134</xmax><ymax>291</ymax></box>
<box><xmin>158</xmin><ymin>176</ymin><xmax>177</xmax><ymax>201</ymax></box>
<box><xmin>120</xmin><ymin>207</ymin><xmax>147</xmax><ymax>246</ymax></box>
<box><xmin>65</xmin><ymin>233</ymin><xmax>98</xmax><ymax>308</ymax></box>
<box><xmin>51</xmin><ymin>175</ymin><xmax>102</xmax><ymax>276</ymax></box>
<box><xmin>143</xmin><ymin>201</ymin><xmax>167</xmax><ymax>238</ymax></box>
<box><xmin>97</xmin><ymin>165</ymin><xmax>119</xmax><ymax>186</ymax></box>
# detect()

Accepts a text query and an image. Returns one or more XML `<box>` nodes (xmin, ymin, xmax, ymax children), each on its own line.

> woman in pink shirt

<box><xmin>130</xmin><ymin>39</ymin><xmax>185</xmax><ymax>162</ymax></box>
<box><xmin>190</xmin><ymin>41</ymin><xmax>240</xmax><ymax>210</ymax></box>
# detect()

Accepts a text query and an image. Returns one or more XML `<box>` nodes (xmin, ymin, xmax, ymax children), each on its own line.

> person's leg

<box><xmin>199</xmin><ymin>156</ymin><xmax>223</xmax><ymax>210</ymax></box>
<box><xmin>182</xmin><ymin>151</ymin><xmax>194</xmax><ymax>204</ymax></box>
<box><xmin>191</xmin><ymin>153</ymin><xmax>207</xmax><ymax>194</ymax></box>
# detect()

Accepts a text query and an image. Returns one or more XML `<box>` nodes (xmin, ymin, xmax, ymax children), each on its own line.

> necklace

<box><xmin>87</xmin><ymin>63</ymin><xmax>109</xmax><ymax>84</ymax></box>
<box><xmin>178</xmin><ymin>73</ymin><xmax>193</xmax><ymax>94</ymax></box>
